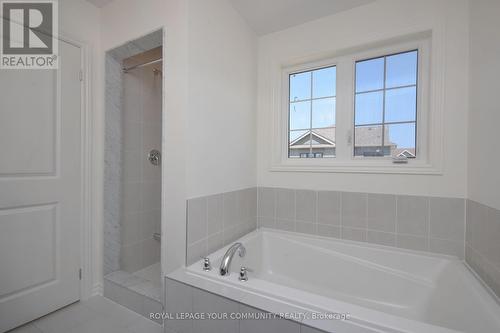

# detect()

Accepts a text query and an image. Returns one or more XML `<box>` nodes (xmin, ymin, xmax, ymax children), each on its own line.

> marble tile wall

<box><xmin>104</xmin><ymin>54</ymin><xmax>123</xmax><ymax>275</ymax></box>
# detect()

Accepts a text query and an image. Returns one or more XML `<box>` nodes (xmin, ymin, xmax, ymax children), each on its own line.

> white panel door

<box><xmin>0</xmin><ymin>40</ymin><xmax>82</xmax><ymax>332</ymax></box>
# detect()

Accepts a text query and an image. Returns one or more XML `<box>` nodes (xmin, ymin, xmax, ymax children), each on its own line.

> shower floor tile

<box><xmin>105</xmin><ymin>262</ymin><xmax>161</xmax><ymax>301</ymax></box>
<box><xmin>134</xmin><ymin>262</ymin><xmax>161</xmax><ymax>287</ymax></box>
<box><xmin>105</xmin><ymin>270</ymin><xmax>149</xmax><ymax>287</ymax></box>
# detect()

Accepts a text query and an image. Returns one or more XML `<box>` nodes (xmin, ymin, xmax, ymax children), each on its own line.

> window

<box><xmin>277</xmin><ymin>36</ymin><xmax>436</xmax><ymax>173</ymax></box>
<box><xmin>354</xmin><ymin>50</ymin><xmax>418</xmax><ymax>158</ymax></box>
<box><xmin>288</xmin><ymin>66</ymin><xmax>336</xmax><ymax>158</ymax></box>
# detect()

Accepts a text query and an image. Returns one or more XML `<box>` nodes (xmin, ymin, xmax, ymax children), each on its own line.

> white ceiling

<box><xmin>85</xmin><ymin>0</ymin><xmax>114</xmax><ymax>8</ymax></box>
<box><xmin>85</xmin><ymin>0</ymin><xmax>374</xmax><ymax>34</ymax></box>
<box><xmin>230</xmin><ymin>0</ymin><xmax>375</xmax><ymax>36</ymax></box>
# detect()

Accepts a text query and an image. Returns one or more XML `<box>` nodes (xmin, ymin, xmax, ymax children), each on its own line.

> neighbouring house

<box><xmin>289</xmin><ymin>126</ymin><xmax>414</xmax><ymax>158</ymax></box>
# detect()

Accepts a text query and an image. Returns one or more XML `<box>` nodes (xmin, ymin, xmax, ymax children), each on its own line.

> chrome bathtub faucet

<box><xmin>219</xmin><ymin>242</ymin><xmax>246</xmax><ymax>276</ymax></box>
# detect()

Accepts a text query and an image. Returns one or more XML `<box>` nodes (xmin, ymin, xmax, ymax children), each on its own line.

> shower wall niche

<box><xmin>103</xmin><ymin>30</ymin><xmax>163</xmax><ymax>317</ymax></box>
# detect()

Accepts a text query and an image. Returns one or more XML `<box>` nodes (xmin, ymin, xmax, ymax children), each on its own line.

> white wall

<box><xmin>100</xmin><ymin>0</ymin><xmax>189</xmax><ymax>276</ymax></box>
<box><xmin>467</xmin><ymin>0</ymin><xmax>500</xmax><ymax>211</ymax></box>
<box><xmin>256</xmin><ymin>0</ymin><xmax>469</xmax><ymax>198</ymax></box>
<box><xmin>99</xmin><ymin>0</ymin><xmax>257</xmax><ymax>275</ymax></box>
<box><xmin>59</xmin><ymin>0</ymin><xmax>101</xmax><ymax>62</ymax></box>
<box><xmin>186</xmin><ymin>0</ymin><xmax>257</xmax><ymax>198</ymax></box>
<box><xmin>58</xmin><ymin>0</ymin><xmax>499</xmax><ymax>297</ymax></box>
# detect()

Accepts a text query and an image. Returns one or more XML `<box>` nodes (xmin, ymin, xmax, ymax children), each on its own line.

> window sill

<box><xmin>270</xmin><ymin>160</ymin><xmax>442</xmax><ymax>175</ymax></box>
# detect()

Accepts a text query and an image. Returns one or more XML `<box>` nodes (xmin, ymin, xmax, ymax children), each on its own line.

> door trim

<box><xmin>57</xmin><ymin>33</ymin><xmax>94</xmax><ymax>300</ymax></box>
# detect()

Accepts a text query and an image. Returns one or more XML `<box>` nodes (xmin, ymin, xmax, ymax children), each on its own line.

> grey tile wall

<box><xmin>186</xmin><ymin>188</ymin><xmax>257</xmax><ymax>265</ymax></box>
<box><xmin>257</xmin><ymin>187</ymin><xmax>466</xmax><ymax>259</ymax></box>
<box><xmin>105</xmin><ymin>30</ymin><xmax>163</xmax><ymax>276</ymax></box>
<box><xmin>239</xmin><ymin>304</ymin><xmax>301</xmax><ymax>333</ymax></box>
<box><xmin>465</xmin><ymin>199</ymin><xmax>500</xmax><ymax>298</ymax></box>
<box><xmin>187</xmin><ymin>187</ymin><xmax>467</xmax><ymax>267</ymax></box>
<box><xmin>120</xmin><ymin>59</ymin><xmax>162</xmax><ymax>273</ymax></box>
<box><xmin>192</xmin><ymin>287</ymin><xmax>239</xmax><ymax>333</ymax></box>
<box><xmin>165</xmin><ymin>278</ymin><xmax>329</xmax><ymax>333</ymax></box>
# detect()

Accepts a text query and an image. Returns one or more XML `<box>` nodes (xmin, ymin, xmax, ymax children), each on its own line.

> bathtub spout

<box><xmin>219</xmin><ymin>242</ymin><xmax>246</xmax><ymax>276</ymax></box>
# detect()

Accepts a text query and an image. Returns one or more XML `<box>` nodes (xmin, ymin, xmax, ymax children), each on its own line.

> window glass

<box><xmin>289</xmin><ymin>130</ymin><xmax>308</xmax><ymax>144</ymax></box>
<box><xmin>355</xmin><ymin>57</ymin><xmax>384</xmax><ymax>92</ymax></box>
<box><xmin>355</xmin><ymin>91</ymin><xmax>384</xmax><ymax>125</ymax></box>
<box><xmin>385</xmin><ymin>123</ymin><xmax>416</xmax><ymax>157</ymax></box>
<box><xmin>289</xmin><ymin>101</ymin><xmax>311</xmax><ymax>130</ymax></box>
<box><xmin>288</xmin><ymin>65</ymin><xmax>336</xmax><ymax>158</ymax></box>
<box><xmin>354</xmin><ymin>125</ymin><xmax>385</xmax><ymax>157</ymax></box>
<box><xmin>313</xmin><ymin>66</ymin><xmax>336</xmax><ymax>98</ymax></box>
<box><xmin>312</xmin><ymin>97</ymin><xmax>336</xmax><ymax>128</ymax></box>
<box><xmin>385</xmin><ymin>87</ymin><xmax>417</xmax><ymax>123</ymax></box>
<box><xmin>386</xmin><ymin>51</ymin><xmax>418</xmax><ymax>88</ymax></box>
<box><xmin>290</xmin><ymin>72</ymin><xmax>311</xmax><ymax>102</ymax></box>
<box><xmin>354</xmin><ymin>50</ymin><xmax>418</xmax><ymax>158</ymax></box>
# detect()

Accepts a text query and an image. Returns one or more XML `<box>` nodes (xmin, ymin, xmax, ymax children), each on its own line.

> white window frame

<box><xmin>272</xmin><ymin>33</ymin><xmax>443</xmax><ymax>174</ymax></box>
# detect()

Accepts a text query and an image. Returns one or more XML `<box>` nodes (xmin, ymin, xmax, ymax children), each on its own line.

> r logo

<box><xmin>2</xmin><ymin>1</ymin><xmax>53</xmax><ymax>54</ymax></box>
<box><xmin>0</xmin><ymin>0</ymin><xmax>58</xmax><ymax>69</ymax></box>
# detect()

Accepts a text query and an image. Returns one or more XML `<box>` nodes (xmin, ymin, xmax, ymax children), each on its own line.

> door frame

<box><xmin>57</xmin><ymin>33</ymin><xmax>94</xmax><ymax>300</ymax></box>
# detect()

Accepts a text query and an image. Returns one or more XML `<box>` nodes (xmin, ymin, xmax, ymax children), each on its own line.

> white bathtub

<box><xmin>169</xmin><ymin>229</ymin><xmax>500</xmax><ymax>333</ymax></box>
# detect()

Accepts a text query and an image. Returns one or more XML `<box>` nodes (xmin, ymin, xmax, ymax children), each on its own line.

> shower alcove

<box><xmin>103</xmin><ymin>29</ymin><xmax>163</xmax><ymax>321</ymax></box>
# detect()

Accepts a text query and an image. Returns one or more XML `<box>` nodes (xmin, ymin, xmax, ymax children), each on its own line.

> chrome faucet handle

<box><xmin>238</xmin><ymin>267</ymin><xmax>253</xmax><ymax>281</ymax></box>
<box><xmin>202</xmin><ymin>257</ymin><xmax>211</xmax><ymax>271</ymax></box>
<box><xmin>239</xmin><ymin>267</ymin><xmax>248</xmax><ymax>281</ymax></box>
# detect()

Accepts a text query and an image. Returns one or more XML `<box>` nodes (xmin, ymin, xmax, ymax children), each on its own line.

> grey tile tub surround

<box><xmin>187</xmin><ymin>186</ymin><xmax>466</xmax><ymax>266</ymax></box>
<box><xmin>257</xmin><ymin>187</ymin><xmax>466</xmax><ymax>258</ymax></box>
<box><xmin>466</xmin><ymin>199</ymin><xmax>500</xmax><ymax>298</ymax></box>
<box><xmin>166</xmin><ymin>277</ymin><xmax>328</xmax><ymax>333</ymax></box>
<box><xmin>186</xmin><ymin>187</ymin><xmax>257</xmax><ymax>265</ymax></box>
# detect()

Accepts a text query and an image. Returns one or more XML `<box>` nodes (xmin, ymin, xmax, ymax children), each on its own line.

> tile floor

<box><xmin>135</xmin><ymin>263</ymin><xmax>161</xmax><ymax>285</ymax></box>
<box><xmin>8</xmin><ymin>296</ymin><xmax>163</xmax><ymax>333</ymax></box>
<box><xmin>105</xmin><ymin>262</ymin><xmax>161</xmax><ymax>301</ymax></box>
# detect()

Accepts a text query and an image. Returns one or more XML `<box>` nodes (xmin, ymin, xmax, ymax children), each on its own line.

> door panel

<box><xmin>0</xmin><ymin>204</ymin><xmax>56</xmax><ymax>297</ymax></box>
<box><xmin>0</xmin><ymin>70</ymin><xmax>56</xmax><ymax>175</ymax></box>
<box><xmin>0</xmin><ymin>40</ymin><xmax>82</xmax><ymax>332</ymax></box>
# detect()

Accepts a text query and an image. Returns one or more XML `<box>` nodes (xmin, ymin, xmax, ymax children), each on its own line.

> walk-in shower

<box><xmin>103</xmin><ymin>29</ymin><xmax>163</xmax><ymax>319</ymax></box>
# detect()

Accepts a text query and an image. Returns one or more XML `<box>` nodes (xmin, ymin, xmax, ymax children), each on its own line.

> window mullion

<box><xmin>334</xmin><ymin>57</ymin><xmax>352</xmax><ymax>162</ymax></box>
<box><xmin>381</xmin><ymin>56</ymin><xmax>387</xmax><ymax>154</ymax></box>
<box><xmin>309</xmin><ymin>71</ymin><xmax>313</xmax><ymax>155</ymax></box>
